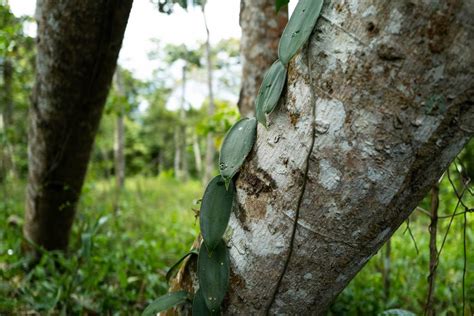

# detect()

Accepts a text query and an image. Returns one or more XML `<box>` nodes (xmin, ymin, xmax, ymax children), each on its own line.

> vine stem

<box><xmin>265</xmin><ymin>44</ymin><xmax>317</xmax><ymax>315</ymax></box>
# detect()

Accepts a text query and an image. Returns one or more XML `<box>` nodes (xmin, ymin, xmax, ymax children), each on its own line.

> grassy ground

<box><xmin>0</xmin><ymin>172</ymin><xmax>472</xmax><ymax>315</ymax></box>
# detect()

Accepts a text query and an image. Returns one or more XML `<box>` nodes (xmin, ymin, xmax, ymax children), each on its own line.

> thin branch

<box><xmin>462</xmin><ymin>209</ymin><xmax>467</xmax><ymax>316</ymax></box>
<box><xmin>403</xmin><ymin>218</ymin><xmax>419</xmax><ymax>255</ymax></box>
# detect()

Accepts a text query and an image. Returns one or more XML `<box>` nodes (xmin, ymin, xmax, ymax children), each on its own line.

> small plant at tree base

<box><xmin>142</xmin><ymin>0</ymin><xmax>324</xmax><ymax>314</ymax></box>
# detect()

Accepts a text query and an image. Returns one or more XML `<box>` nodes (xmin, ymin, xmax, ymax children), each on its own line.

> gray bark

<box><xmin>238</xmin><ymin>0</ymin><xmax>288</xmax><ymax>116</ymax></box>
<box><xmin>173</xmin><ymin>1</ymin><xmax>474</xmax><ymax>314</ymax></box>
<box><xmin>24</xmin><ymin>0</ymin><xmax>133</xmax><ymax>251</ymax></box>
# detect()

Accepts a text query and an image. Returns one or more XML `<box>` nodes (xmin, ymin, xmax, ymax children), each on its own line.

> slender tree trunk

<box><xmin>172</xmin><ymin>1</ymin><xmax>474</xmax><ymax>314</ymax></box>
<box><xmin>176</xmin><ymin>65</ymin><xmax>188</xmax><ymax>180</ymax></box>
<box><xmin>1</xmin><ymin>58</ymin><xmax>17</xmax><ymax>179</ymax></box>
<box><xmin>193</xmin><ymin>133</ymin><xmax>203</xmax><ymax>174</ymax></box>
<box><xmin>202</xmin><ymin>4</ymin><xmax>216</xmax><ymax>185</ymax></box>
<box><xmin>3</xmin><ymin>59</ymin><xmax>13</xmax><ymax>126</ymax></box>
<box><xmin>113</xmin><ymin>70</ymin><xmax>126</xmax><ymax>213</ymax></box>
<box><xmin>238</xmin><ymin>0</ymin><xmax>288</xmax><ymax>116</ymax></box>
<box><xmin>174</xmin><ymin>127</ymin><xmax>182</xmax><ymax>179</ymax></box>
<box><xmin>426</xmin><ymin>184</ymin><xmax>439</xmax><ymax>316</ymax></box>
<box><xmin>23</xmin><ymin>0</ymin><xmax>133</xmax><ymax>252</ymax></box>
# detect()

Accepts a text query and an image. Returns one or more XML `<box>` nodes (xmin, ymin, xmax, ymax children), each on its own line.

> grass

<box><xmin>0</xmin><ymin>169</ymin><xmax>472</xmax><ymax>315</ymax></box>
<box><xmin>0</xmin><ymin>173</ymin><xmax>202</xmax><ymax>315</ymax></box>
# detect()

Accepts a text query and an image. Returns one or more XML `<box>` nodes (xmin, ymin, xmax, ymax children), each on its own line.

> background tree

<box><xmin>238</xmin><ymin>0</ymin><xmax>288</xmax><ymax>116</ymax></box>
<box><xmin>23</xmin><ymin>0</ymin><xmax>133</xmax><ymax>252</ymax></box>
<box><xmin>171</xmin><ymin>1</ymin><xmax>474</xmax><ymax>314</ymax></box>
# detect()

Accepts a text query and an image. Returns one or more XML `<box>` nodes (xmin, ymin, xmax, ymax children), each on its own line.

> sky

<box><xmin>9</xmin><ymin>0</ymin><xmax>241</xmax><ymax>79</ymax></box>
<box><xmin>9</xmin><ymin>0</ymin><xmax>295</xmax><ymax>110</ymax></box>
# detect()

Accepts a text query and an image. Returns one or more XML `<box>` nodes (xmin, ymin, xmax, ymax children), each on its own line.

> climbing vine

<box><xmin>142</xmin><ymin>0</ymin><xmax>324</xmax><ymax>314</ymax></box>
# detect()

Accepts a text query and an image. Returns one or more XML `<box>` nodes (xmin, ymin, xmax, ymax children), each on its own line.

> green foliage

<box><xmin>200</xmin><ymin>176</ymin><xmax>235</xmax><ymax>250</ymax></box>
<box><xmin>165</xmin><ymin>249</ymin><xmax>198</xmax><ymax>282</ymax></box>
<box><xmin>275</xmin><ymin>0</ymin><xmax>290</xmax><ymax>13</ymax></box>
<box><xmin>197</xmin><ymin>240</ymin><xmax>230</xmax><ymax>312</ymax></box>
<box><xmin>278</xmin><ymin>0</ymin><xmax>323</xmax><ymax>65</ymax></box>
<box><xmin>193</xmin><ymin>289</ymin><xmax>219</xmax><ymax>315</ymax></box>
<box><xmin>0</xmin><ymin>175</ymin><xmax>202</xmax><ymax>314</ymax></box>
<box><xmin>219</xmin><ymin>117</ymin><xmax>257</xmax><ymax>186</ymax></box>
<box><xmin>255</xmin><ymin>60</ymin><xmax>287</xmax><ymax>127</ymax></box>
<box><xmin>141</xmin><ymin>291</ymin><xmax>190</xmax><ymax>316</ymax></box>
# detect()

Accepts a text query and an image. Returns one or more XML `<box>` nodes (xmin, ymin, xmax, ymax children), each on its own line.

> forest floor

<box><xmin>0</xmin><ymin>173</ymin><xmax>472</xmax><ymax>315</ymax></box>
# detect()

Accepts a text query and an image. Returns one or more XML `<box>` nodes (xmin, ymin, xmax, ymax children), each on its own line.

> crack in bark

<box><xmin>265</xmin><ymin>45</ymin><xmax>318</xmax><ymax>315</ymax></box>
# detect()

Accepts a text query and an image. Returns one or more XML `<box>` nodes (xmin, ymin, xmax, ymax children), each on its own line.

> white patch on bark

<box><xmin>387</xmin><ymin>9</ymin><xmax>403</xmax><ymax>34</ymax></box>
<box><xmin>318</xmin><ymin>159</ymin><xmax>342</xmax><ymax>190</ymax></box>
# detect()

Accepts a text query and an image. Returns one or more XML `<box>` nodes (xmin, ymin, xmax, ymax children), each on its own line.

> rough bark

<box><xmin>238</xmin><ymin>0</ymin><xmax>288</xmax><ymax>117</ymax></box>
<box><xmin>174</xmin><ymin>1</ymin><xmax>474</xmax><ymax>314</ymax></box>
<box><xmin>24</xmin><ymin>0</ymin><xmax>133</xmax><ymax>251</ymax></box>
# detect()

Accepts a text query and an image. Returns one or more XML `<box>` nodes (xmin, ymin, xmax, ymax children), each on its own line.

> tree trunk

<box><xmin>173</xmin><ymin>1</ymin><xmax>474</xmax><ymax>314</ymax></box>
<box><xmin>237</xmin><ymin>0</ymin><xmax>288</xmax><ymax>117</ymax></box>
<box><xmin>193</xmin><ymin>133</ymin><xmax>203</xmax><ymax>174</ymax></box>
<box><xmin>24</xmin><ymin>0</ymin><xmax>132</xmax><ymax>252</ymax></box>
<box><xmin>202</xmin><ymin>4</ymin><xmax>216</xmax><ymax>185</ymax></box>
<box><xmin>114</xmin><ymin>69</ymin><xmax>126</xmax><ymax>212</ymax></box>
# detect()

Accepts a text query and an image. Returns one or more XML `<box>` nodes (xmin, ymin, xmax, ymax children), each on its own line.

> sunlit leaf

<box><xmin>278</xmin><ymin>0</ymin><xmax>324</xmax><ymax>65</ymax></box>
<box><xmin>219</xmin><ymin>118</ymin><xmax>257</xmax><ymax>186</ymax></box>
<box><xmin>255</xmin><ymin>60</ymin><xmax>287</xmax><ymax>126</ymax></box>
<box><xmin>200</xmin><ymin>176</ymin><xmax>235</xmax><ymax>251</ymax></box>
<box><xmin>197</xmin><ymin>240</ymin><xmax>230</xmax><ymax>312</ymax></box>
<box><xmin>192</xmin><ymin>289</ymin><xmax>220</xmax><ymax>315</ymax></box>
<box><xmin>142</xmin><ymin>291</ymin><xmax>189</xmax><ymax>316</ymax></box>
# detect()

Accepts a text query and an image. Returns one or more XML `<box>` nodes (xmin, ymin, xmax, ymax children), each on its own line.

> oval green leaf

<box><xmin>142</xmin><ymin>291</ymin><xmax>189</xmax><ymax>316</ymax></box>
<box><xmin>200</xmin><ymin>176</ymin><xmax>235</xmax><ymax>251</ymax></box>
<box><xmin>165</xmin><ymin>249</ymin><xmax>199</xmax><ymax>282</ymax></box>
<box><xmin>197</xmin><ymin>240</ymin><xmax>230</xmax><ymax>312</ymax></box>
<box><xmin>219</xmin><ymin>117</ymin><xmax>257</xmax><ymax>184</ymax></box>
<box><xmin>278</xmin><ymin>0</ymin><xmax>324</xmax><ymax>65</ymax></box>
<box><xmin>192</xmin><ymin>289</ymin><xmax>220</xmax><ymax>316</ymax></box>
<box><xmin>255</xmin><ymin>60</ymin><xmax>287</xmax><ymax>127</ymax></box>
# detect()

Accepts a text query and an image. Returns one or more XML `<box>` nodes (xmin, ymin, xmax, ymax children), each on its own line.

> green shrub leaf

<box><xmin>197</xmin><ymin>240</ymin><xmax>230</xmax><ymax>312</ymax></box>
<box><xmin>200</xmin><ymin>176</ymin><xmax>235</xmax><ymax>251</ymax></box>
<box><xmin>379</xmin><ymin>310</ymin><xmax>416</xmax><ymax>316</ymax></box>
<box><xmin>192</xmin><ymin>289</ymin><xmax>220</xmax><ymax>316</ymax></box>
<box><xmin>165</xmin><ymin>249</ymin><xmax>199</xmax><ymax>282</ymax></box>
<box><xmin>278</xmin><ymin>0</ymin><xmax>323</xmax><ymax>65</ymax></box>
<box><xmin>255</xmin><ymin>60</ymin><xmax>287</xmax><ymax>126</ymax></box>
<box><xmin>142</xmin><ymin>291</ymin><xmax>189</xmax><ymax>316</ymax></box>
<box><xmin>219</xmin><ymin>117</ymin><xmax>257</xmax><ymax>185</ymax></box>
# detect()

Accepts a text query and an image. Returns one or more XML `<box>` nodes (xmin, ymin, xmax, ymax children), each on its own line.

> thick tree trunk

<box><xmin>24</xmin><ymin>0</ymin><xmax>133</xmax><ymax>251</ymax></box>
<box><xmin>237</xmin><ymin>0</ymin><xmax>288</xmax><ymax>117</ymax></box>
<box><xmin>203</xmin><ymin>4</ymin><xmax>216</xmax><ymax>185</ymax></box>
<box><xmin>173</xmin><ymin>1</ymin><xmax>474</xmax><ymax>314</ymax></box>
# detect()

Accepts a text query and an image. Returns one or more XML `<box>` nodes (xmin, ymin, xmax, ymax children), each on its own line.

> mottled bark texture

<box><xmin>24</xmin><ymin>0</ymin><xmax>133</xmax><ymax>251</ymax></box>
<box><xmin>238</xmin><ymin>0</ymin><xmax>288</xmax><ymax>117</ymax></box>
<box><xmin>173</xmin><ymin>0</ymin><xmax>474</xmax><ymax>314</ymax></box>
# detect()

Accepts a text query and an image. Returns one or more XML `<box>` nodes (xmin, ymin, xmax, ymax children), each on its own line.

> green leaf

<box><xmin>219</xmin><ymin>117</ymin><xmax>257</xmax><ymax>183</ymax></box>
<box><xmin>192</xmin><ymin>289</ymin><xmax>220</xmax><ymax>316</ymax></box>
<box><xmin>278</xmin><ymin>0</ymin><xmax>324</xmax><ymax>65</ymax></box>
<box><xmin>275</xmin><ymin>0</ymin><xmax>290</xmax><ymax>12</ymax></box>
<box><xmin>197</xmin><ymin>240</ymin><xmax>230</xmax><ymax>312</ymax></box>
<box><xmin>255</xmin><ymin>60</ymin><xmax>287</xmax><ymax>126</ymax></box>
<box><xmin>200</xmin><ymin>176</ymin><xmax>235</xmax><ymax>251</ymax></box>
<box><xmin>166</xmin><ymin>249</ymin><xmax>199</xmax><ymax>282</ymax></box>
<box><xmin>142</xmin><ymin>291</ymin><xmax>189</xmax><ymax>316</ymax></box>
